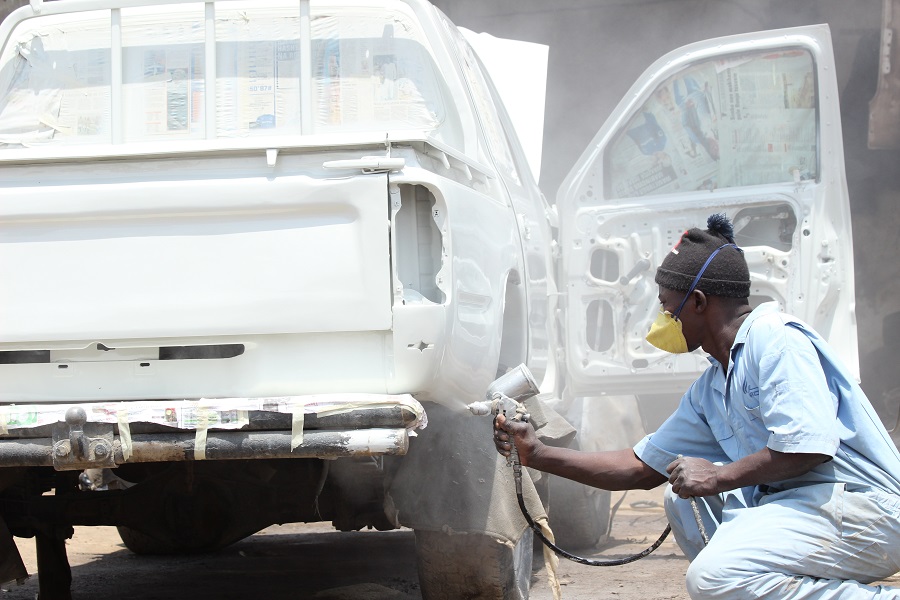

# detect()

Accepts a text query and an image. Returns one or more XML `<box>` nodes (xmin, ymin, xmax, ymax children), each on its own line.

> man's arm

<box><xmin>666</xmin><ymin>448</ymin><xmax>830</xmax><ymax>498</ymax></box>
<box><xmin>494</xmin><ymin>413</ymin><xmax>666</xmax><ymax>491</ymax></box>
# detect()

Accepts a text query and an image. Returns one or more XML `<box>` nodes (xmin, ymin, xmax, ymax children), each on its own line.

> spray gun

<box><xmin>467</xmin><ymin>364</ymin><xmax>537</xmax><ymax>419</ymax></box>
<box><xmin>467</xmin><ymin>365</ymin><xmax>539</xmax><ymax>475</ymax></box>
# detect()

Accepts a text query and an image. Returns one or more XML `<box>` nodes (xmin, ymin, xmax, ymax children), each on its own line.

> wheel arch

<box><xmin>497</xmin><ymin>268</ymin><xmax>528</xmax><ymax>377</ymax></box>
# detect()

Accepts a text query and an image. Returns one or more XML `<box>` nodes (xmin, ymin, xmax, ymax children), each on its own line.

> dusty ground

<box><xmin>2</xmin><ymin>486</ymin><xmax>898</xmax><ymax>599</ymax></box>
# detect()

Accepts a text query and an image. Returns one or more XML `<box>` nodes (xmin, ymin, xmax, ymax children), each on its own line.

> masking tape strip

<box><xmin>194</xmin><ymin>409</ymin><xmax>209</xmax><ymax>460</ymax></box>
<box><xmin>310</xmin><ymin>402</ymin><xmax>428</xmax><ymax>431</ymax></box>
<box><xmin>311</xmin><ymin>400</ymin><xmax>425</xmax><ymax>421</ymax></box>
<box><xmin>291</xmin><ymin>410</ymin><xmax>304</xmax><ymax>451</ymax></box>
<box><xmin>117</xmin><ymin>404</ymin><xmax>132</xmax><ymax>462</ymax></box>
<box><xmin>311</xmin><ymin>401</ymin><xmax>401</xmax><ymax>417</ymax></box>
<box><xmin>535</xmin><ymin>516</ymin><xmax>562</xmax><ymax>600</ymax></box>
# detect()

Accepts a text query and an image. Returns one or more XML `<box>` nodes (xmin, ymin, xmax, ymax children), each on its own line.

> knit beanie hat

<box><xmin>654</xmin><ymin>213</ymin><xmax>750</xmax><ymax>298</ymax></box>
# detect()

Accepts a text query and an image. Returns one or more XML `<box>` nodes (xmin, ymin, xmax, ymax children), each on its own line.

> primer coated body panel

<box><xmin>0</xmin><ymin>162</ymin><xmax>392</xmax><ymax>342</ymax></box>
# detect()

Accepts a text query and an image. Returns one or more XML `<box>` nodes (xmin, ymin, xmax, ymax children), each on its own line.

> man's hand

<box><xmin>495</xmin><ymin>416</ymin><xmax>667</xmax><ymax>490</ymax></box>
<box><xmin>493</xmin><ymin>413</ymin><xmax>543</xmax><ymax>467</ymax></box>
<box><xmin>666</xmin><ymin>456</ymin><xmax>719</xmax><ymax>498</ymax></box>
<box><xmin>666</xmin><ymin>449</ymin><xmax>829</xmax><ymax>498</ymax></box>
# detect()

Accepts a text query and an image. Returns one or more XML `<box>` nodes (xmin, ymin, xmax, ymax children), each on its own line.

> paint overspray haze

<box><xmin>434</xmin><ymin>0</ymin><xmax>900</xmax><ymax>440</ymax></box>
<box><xmin>0</xmin><ymin>0</ymin><xmax>896</xmax><ymax>470</ymax></box>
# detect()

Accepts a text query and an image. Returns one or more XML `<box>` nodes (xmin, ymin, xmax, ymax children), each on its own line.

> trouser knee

<box><xmin>685</xmin><ymin>552</ymin><xmax>750</xmax><ymax>600</ymax></box>
<box><xmin>663</xmin><ymin>485</ymin><xmax>714</xmax><ymax>561</ymax></box>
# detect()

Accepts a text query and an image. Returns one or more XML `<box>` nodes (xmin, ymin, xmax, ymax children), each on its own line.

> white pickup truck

<box><xmin>0</xmin><ymin>1</ymin><xmax>858</xmax><ymax>598</ymax></box>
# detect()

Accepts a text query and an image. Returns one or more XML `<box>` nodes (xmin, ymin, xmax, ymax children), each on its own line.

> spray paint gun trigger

<box><xmin>512</xmin><ymin>408</ymin><xmax>530</xmax><ymax>423</ymax></box>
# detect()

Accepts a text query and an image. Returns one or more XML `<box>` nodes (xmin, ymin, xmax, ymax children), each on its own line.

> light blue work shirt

<box><xmin>634</xmin><ymin>301</ymin><xmax>900</xmax><ymax>501</ymax></box>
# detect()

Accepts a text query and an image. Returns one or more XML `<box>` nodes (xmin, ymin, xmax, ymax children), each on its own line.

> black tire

<box><xmin>546</xmin><ymin>473</ymin><xmax>611</xmax><ymax>551</ymax></box>
<box><xmin>415</xmin><ymin>528</ymin><xmax>533</xmax><ymax>600</ymax></box>
<box><xmin>116</xmin><ymin>521</ymin><xmax>242</xmax><ymax>555</ymax></box>
<box><xmin>115</xmin><ymin>468</ymin><xmax>262</xmax><ymax>556</ymax></box>
<box><xmin>116</xmin><ymin>525</ymin><xmax>190</xmax><ymax>556</ymax></box>
<box><xmin>115</xmin><ymin>490</ymin><xmax>237</xmax><ymax>556</ymax></box>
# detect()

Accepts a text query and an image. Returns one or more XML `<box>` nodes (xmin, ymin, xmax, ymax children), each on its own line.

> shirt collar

<box><xmin>732</xmin><ymin>301</ymin><xmax>781</xmax><ymax>349</ymax></box>
<box><xmin>721</xmin><ymin>301</ymin><xmax>781</xmax><ymax>380</ymax></box>
<box><xmin>701</xmin><ymin>302</ymin><xmax>781</xmax><ymax>392</ymax></box>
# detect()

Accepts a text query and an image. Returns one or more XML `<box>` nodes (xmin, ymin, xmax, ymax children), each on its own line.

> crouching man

<box><xmin>495</xmin><ymin>214</ymin><xmax>900</xmax><ymax>599</ymax></box>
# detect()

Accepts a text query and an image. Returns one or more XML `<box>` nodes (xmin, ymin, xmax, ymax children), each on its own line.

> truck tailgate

<box><xmin>1</xmin><ymin>170</ymin><xmax>392</xmax><ymax>343</ymax></box>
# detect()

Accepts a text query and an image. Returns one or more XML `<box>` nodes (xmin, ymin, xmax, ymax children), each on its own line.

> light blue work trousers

<box><xmin>664</xmin><ymin>483</ymin><xmax>900</xmax><ymax>599</ymax></box>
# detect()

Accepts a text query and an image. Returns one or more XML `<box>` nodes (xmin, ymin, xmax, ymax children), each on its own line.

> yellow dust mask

<box><xmin>645</xmin><ymin>308</ymin><xmax>689</xmax><ymax>354</ymax></box>
<box><xmin>646</xmin><ymin>242</ymin><xmax>739</xmax><ymax>354</ymax></box>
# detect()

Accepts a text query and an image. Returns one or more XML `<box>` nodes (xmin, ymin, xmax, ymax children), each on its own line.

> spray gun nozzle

<box><xmin>466</xmin><ymin>401</ymin><xmax>493</xmax><ymax>416</ymax></box>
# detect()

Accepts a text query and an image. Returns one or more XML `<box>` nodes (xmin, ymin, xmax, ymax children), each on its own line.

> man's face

<box><xmin>658</xmin><ymin>286</ymin><xmax>703</xmax><ymax>352</ymax></box>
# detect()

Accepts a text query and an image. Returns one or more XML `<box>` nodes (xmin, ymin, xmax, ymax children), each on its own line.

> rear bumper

<box><xmin>0</xmin><ymin>428</ymin><xmax>411</xmax><ymax>467</ymax></box>
<box><xmin>0</xmin><ymin>394</ymin><xmax>426</xmax><ymax>470</ymax></box>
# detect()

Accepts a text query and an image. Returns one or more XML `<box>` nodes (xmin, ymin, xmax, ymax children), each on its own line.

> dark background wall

<box><xmin>2</xmin><ymin>0</ymin><xmax>898</xmax><ymax>416</ymax></box>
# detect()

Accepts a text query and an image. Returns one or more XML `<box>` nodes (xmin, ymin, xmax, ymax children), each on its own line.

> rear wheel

<box><xmin>116</xmin><ymin>525</ymin><xmax>223</xmax><ymax>556</ymax></box>
<box><xmin>116</xmin><ymin>508</ymin><xmax>258</xmax><ymax>555</ymax></box>
<box><xmin>115</xmin><ymin>477</ymin><xmax>246</xmax><ymax>555</ymax></box>
<box><xmin>415</xmin><ymin>528</ymin><xmax>533</xmax><ymax>600</ymax></box>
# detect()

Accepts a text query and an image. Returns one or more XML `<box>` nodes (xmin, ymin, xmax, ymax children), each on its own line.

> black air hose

<box><xmin>510</xmin><ymin>441</ymin><xmax>672</xmax><ymax>566</ymax></box>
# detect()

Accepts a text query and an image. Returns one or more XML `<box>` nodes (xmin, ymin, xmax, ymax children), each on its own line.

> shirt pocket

<box><xmin>742</xmin><ymin>398</ymin><xmax>761</xmax><ymax>421</ymax></box>
<box><xmin>739</xmin><ymin>382</ymin><xmax>762</xmax><ymax>421</ymax></box>
<box><xmin>708</xmin><ymin>417</ymin><xmax>735</xmax><ymax>442</ymax></box>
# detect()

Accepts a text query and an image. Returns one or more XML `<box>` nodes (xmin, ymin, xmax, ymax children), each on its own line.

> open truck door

<box><xmin>557</xmin><ymin>25</ymin><xmax>857</xmax><ymax>399</ymax></box>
